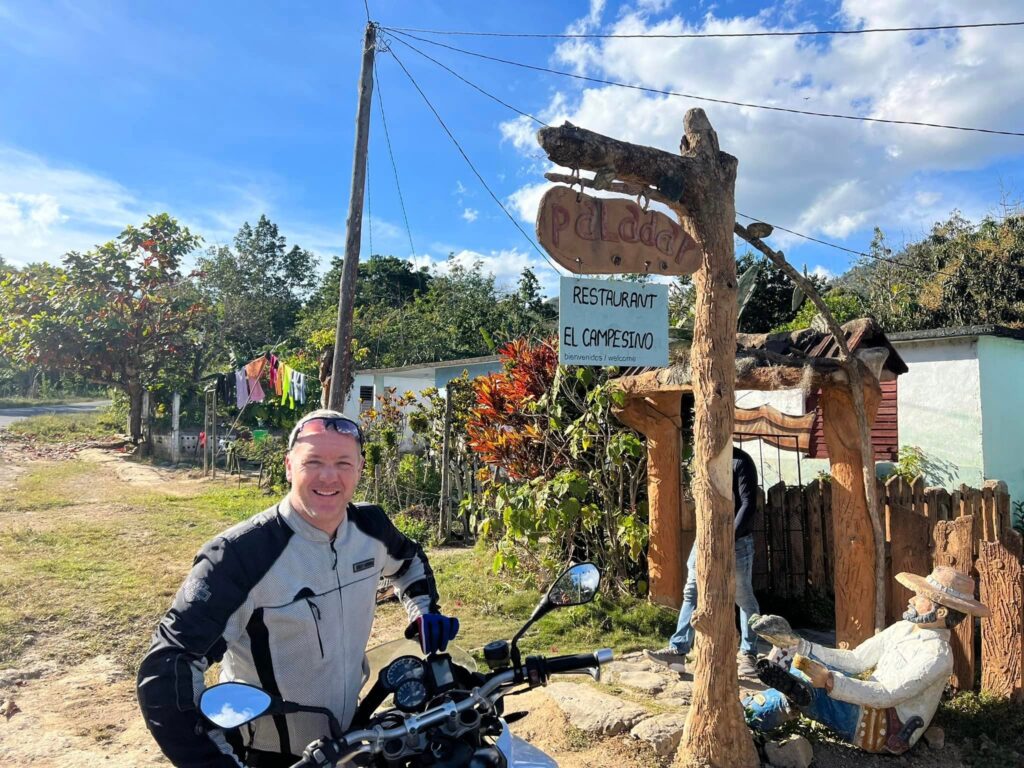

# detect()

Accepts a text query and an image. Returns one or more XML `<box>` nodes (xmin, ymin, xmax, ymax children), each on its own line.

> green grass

<box><xmin>4</xmin><ymin>409</ymin><xmax>123</xmax><ymax>443</ymax></box>
<box><xmin>432</xmin><ymin>546</ymin><xmax>677</xmax><ymax>658</ymax></box>
<box><xmin>0</xmin><ymin>396</ymin><xmax>98</xmax><ymax>409</ymax></box>
<box><xmin>0</xmin><ymin>457</ymin><xmax>670</xmax><ymax>678</ymax></box>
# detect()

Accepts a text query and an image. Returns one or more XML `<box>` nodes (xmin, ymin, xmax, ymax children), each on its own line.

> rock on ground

<box><xmin>543</xmin><ymin>682</ymin><xmax>648</xmax><ymax>736</ymax></box>
<box><xmin>765</xmin><ymin>735</ymin><xmax>814</xmax><ymax>768</ymax></box>
<box><xmin>923</xmin><ymin>726</ymin><xmax>945</xmax><ymax>750</ymax></box>
<box><xmin>629</xmin><ymin>713</ymin><xmax>687</xmax><ymax>757</ymax></box>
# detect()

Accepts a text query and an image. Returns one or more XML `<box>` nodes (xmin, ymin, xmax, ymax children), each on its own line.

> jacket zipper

<box><xmin>305</xmin><ymin>598</ymin><xmax>325</xmax><ymax>658</ymax></box>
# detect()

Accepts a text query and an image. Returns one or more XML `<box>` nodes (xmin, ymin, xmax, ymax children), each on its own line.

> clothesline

<box><xmin>211</xmin><ymin>351</ymin><xmax>311</xmax><ymax>414</ymax></box>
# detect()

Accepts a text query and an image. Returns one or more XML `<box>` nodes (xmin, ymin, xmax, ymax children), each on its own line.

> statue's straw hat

<box><xmin>896</xmin><ymin>565</ymin><xmax>989</xmax><ymax>617</ymax></box>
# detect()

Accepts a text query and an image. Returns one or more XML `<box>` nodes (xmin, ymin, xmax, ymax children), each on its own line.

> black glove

<box><xmin>405</xmin><ymin>613</ymin><xmax>460</xmax><ymax>654</ymax></box>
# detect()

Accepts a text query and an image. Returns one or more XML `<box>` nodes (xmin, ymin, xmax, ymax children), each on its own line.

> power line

<box><xmin>383</xmin><ymin>46</ymin><xmax>566</xmax><ymax>277</ymax></box>
<box><xmin>734</xmin><ymin>212</ymin><xmax>973</xmax><ymax>280</ymax></box>
<box><xmin>383</xmin><ymin>19</ymin><xmax>1024</xmax><ymax>39</ymax></box>
<box><xmin>383</xmin><ymin>28</ymin><xmax>1024</xmax><ymax>138</ymax></box>
<box><xmin>374</xmin><ymin>65</ymin><xmax>417</xmax><ymax>257</ymax></box>
<box><xmin>387</xmin><ymin>34</ymin><xmax>548</xmax><ymax>127</ymax></box>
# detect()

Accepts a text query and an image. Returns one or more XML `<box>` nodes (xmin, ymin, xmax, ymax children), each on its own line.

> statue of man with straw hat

<box><xmin>742</xmin><ymin>565</ymin><xmax>989</xmax><ymax>754</ymax></box>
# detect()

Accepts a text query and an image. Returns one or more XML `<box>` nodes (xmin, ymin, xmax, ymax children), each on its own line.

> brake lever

<box><xmin>555</xmin><ymin>667</ymin><xmax>601</xmax><ymax>682</ymax></box>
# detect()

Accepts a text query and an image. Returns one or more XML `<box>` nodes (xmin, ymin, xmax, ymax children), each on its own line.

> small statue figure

<box><xmin>743</xmin><ymin>566</ymin><xmax>989</xmax><ymax>754</ymax></box>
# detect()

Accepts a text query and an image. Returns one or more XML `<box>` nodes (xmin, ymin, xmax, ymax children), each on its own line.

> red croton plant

<box><xmin>465</xmin><ymin>337</ymin><xmax>559</xmax><ymax>480</ymax></box>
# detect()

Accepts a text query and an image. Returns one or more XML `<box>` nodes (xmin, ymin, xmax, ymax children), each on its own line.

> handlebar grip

<box><xmin>545</xmin><ymin>649</ymin><xmax>612</xmax><ymax>674</ymax></box>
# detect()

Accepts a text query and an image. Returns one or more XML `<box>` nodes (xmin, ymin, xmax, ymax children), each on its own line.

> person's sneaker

<box><xmin>737</xmin><ymin>651</ymin><xmax>758</xmax><ymax>677</ymax></box>
<box><xmin>755</xmin><ymin>658</ymin><xmax>813</xmax><ymax>707</ymax></box>
<box><xmin>644</xmin><ymin>647</ymin><xmax>687</xmax><ymax>673</ymax></box>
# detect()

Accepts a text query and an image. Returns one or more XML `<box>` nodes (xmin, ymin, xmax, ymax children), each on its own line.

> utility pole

<box><xmin>328</xmin><ymin>22</ymin><xmax>376</xmax><ymax>410</ymax></box>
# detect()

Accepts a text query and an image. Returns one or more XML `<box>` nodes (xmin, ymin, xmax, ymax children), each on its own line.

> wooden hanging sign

<box><xmin>536</xmin><ymin>185</ymin><xmax>701</xmax><ymax>275</ymax></box>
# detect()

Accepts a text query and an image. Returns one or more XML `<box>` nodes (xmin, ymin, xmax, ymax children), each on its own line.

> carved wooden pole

<box><xmin>538</xmin><ymin>110</ymin><xmax>758</xmax><ymax>767</ymax></box>
<box><xmin>615</xmin><ymin>394</ymin><xmax>684</xmax><ymax>607</ymax></box>
<box><xmin>674</xmin><ymin>112</ymin><xmax>757</xmax><ymax>768</ymax></box>
<box><xmin>820</xmin><ymin>381</ymin><xmax>880</xmax><ymax>646</ymax></box>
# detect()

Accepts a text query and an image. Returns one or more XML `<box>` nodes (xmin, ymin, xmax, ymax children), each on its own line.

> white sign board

<box><xmin>559</xmin><ymin>276</ymin><xmax>669</xmax><ymax>367</ymax></box>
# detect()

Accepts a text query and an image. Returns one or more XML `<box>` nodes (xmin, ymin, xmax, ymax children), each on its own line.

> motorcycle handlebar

<box><xmin>289</xmin><ymin>649</ymin><xmax>614</xmax><ymax>768</ymax></box>
<box><xmin>544</xmin><ymin>649</ymin><xmax>614</xmax><ymax>674</ymax></box>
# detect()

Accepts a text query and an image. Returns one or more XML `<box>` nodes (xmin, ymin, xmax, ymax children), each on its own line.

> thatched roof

<box><xmin>615</xmin><ymin>318</ymin><xmax>906</xmax><ymax>396</ymax></box>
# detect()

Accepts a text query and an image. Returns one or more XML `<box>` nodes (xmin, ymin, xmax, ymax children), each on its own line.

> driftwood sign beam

<box><xmin>540</xmin><ymin>111</ymin><xmax>759</xmax><ymax>767</ymax></box>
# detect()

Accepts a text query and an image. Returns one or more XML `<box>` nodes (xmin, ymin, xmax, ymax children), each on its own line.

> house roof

<box><xmin>356</xmin><ymin>354</ymin><xmax>501</xmax><ymax>377</ymax></box>
<box><xmin>887</xmin><ymin>325</ymin><xmax>1024</xmax><ymax>343</ymax></box>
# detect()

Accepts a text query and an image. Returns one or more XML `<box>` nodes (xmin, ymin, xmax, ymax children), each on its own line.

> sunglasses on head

<box><xmin>288</xmin><ymin>416</ymin><xmax>364</xmax><ymax>449</ymax></box>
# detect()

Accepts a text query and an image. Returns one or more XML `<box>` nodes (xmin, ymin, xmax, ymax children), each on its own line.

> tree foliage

<box><xmin>0</xmin><ymin>214</ymin><xmax>207</xmax><ymax>439</ymax></box>
<box><xmin>466</xmin><ymin>338</ymin><xmax>648</xmax><ymax>593</ymax></box>
<box><xmin>196</xmin><ymin>215</ymin><xmax>318</xmax><ymax>358</ymax></box>
<box><xmin>301</xmin><ymin>255</ymin><xmax>557</xmax><ymax>368</ymax></box>
<box><xmin>839</xmin><ymin>211</ymin><xmax>1024</xmax><ymax>331</ymax></box>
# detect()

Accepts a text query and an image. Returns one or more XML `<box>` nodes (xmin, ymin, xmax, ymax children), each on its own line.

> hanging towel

<box><xmin>247</xmin><ymin>376</ymin><xmax>265</xmax><ymax>403</ymax></box>
<box><xmin>293</xmin><ymin>371</ymin><xmax>306</xmax><ymax>406</ymax></box>
<box><xmin>268</xmin><ymin>355</ymin><xmax>279</xmax><ymax>393</ymax></box>
<box><xmin>281</xmin><ymin>363</ymin><xmax>293</xmax><ymax>407</ymax></box>
<box><xmin>235</xmin><ymin>368</ymin><xmax>248</xmax><ymax>410</ymax></box>
<box><xmin>245</xmin><ymin>357</ymin><xmax>266</xmax><ymax>381</ymax></box>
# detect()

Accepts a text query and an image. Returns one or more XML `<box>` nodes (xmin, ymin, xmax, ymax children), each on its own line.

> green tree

<box><xmin>773</xmin><ymin>290</ymin><xmax>866</xmax><ymax>333</ymax></box>
<box><xmin>197</xmin><ymin>215</ymin><xmax>318</xmax><ymax>358</ymax></box>
<box><xmin>0</xmin><ymin>214</ymin><xmax>208</xmax><ymax>439</ymax></box>
<box><xmin>839</xmin><ymin>211</ymin><xmax>1024</xmax><ymax>331</ymax></box>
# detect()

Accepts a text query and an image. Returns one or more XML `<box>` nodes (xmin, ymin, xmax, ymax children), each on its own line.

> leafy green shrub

<box><xmin>393</xmin><ymin>509</ymin><xmax>434</xmax><ymax>545</ymax></box>
<box><xmin>233</xmin><ymin>436</ymin><xmax>287</xmax><ymax>489</ymax></box>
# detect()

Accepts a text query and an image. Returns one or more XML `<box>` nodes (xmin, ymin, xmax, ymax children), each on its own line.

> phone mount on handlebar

<box><xmin>507</xmin><ymin>562</ymin><xmax>601</xmax><ymax>676</ymax></box>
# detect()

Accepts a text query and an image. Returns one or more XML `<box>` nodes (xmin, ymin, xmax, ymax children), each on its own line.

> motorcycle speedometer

<box><xmin>394</xmin><ymin>679</ymin><xmax>428</xmax><ymax>712</ymax></box>
<box><xmin>384</xmin><ymin>656</ymin><xmax>424</xmax><ymax>690</ymax></box>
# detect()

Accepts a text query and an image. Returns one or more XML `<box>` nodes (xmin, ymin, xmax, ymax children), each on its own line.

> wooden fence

<box><xmin>752</xmin><ymin>475</ymin><xmax>1023</xmax><ymax>699</ymax></box>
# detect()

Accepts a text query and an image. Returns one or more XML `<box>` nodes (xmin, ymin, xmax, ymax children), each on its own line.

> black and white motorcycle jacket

<box><xmin>137</xmin><ymin>498</ymin><xmax>440</xmax><ymax>767</ymax></box>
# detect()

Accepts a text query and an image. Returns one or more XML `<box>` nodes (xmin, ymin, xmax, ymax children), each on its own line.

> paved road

<box><xmin>0</xmin><ymin>400</ymin><xmax>112</xmax><ymax>429</ymax></box>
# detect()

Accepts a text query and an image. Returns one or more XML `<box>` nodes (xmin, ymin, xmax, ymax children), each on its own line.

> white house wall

<box><xmin>893</xmin><ymin>338</ymin><xmax>984</xmax><ymax>489</ymax></box>
<box><xmin>978</xmin><ymin>336</ymin><xmax>1024</xmax><ymax>505</ymax></box>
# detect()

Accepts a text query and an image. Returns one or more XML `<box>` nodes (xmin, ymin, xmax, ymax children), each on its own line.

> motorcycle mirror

<box><xmin>545</xmin><ymin>562</ymin><xmax>601</xmax><ymax>608</ymax></box>
<box><xmin>199</xmin><ymin>682</ymin><xmax>274</xmax><ymax>729</ymax></box>
<box><xmin>511</xmin><ymin>563</ymin><xmax>602</xmax><ymax>662</ymax></box>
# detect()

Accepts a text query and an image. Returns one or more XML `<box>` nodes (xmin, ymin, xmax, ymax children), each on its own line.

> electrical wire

<box><xmin>383</xmin><ymin>19</ymin><xmax>1024</xmax><ymax>39</ymax></box>
<box><xmin>383</xmin><ymin>46</ymin><xmax>566</xmax><ymax>277</ymax></box>
<box><xmin>374</xmin><ymin>65</ymin><xmax>418</xmax><ymax>257</ymax></box>
<box><xmin>388</xmin><ymin>33</ymin><xmax>548</xmax><ymax>127</ymax></box>
<box><xmin>383</xmin><ymin>28</ymin><xmax>1024</xmax><ymax>138</ymax></box>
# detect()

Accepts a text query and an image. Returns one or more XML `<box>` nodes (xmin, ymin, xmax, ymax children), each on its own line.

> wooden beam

<box><xmin>617</xmin><ymin>392</ymin><xmax>685</xmax><ymax>608</ymax></box>
<box><xmin>820</xmin><ymin>379</ymin><xmax>881</xmax><ymax>647</ymax></box>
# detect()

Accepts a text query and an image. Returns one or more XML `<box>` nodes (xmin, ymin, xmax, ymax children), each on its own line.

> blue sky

<box><xmin>2</xmin><ymin>0</ymin><xmax>1023</xmax><ymax>296</ymax></box>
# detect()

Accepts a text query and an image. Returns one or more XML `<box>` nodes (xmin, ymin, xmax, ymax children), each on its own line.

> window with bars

<box><xmin>359</xmin><ymin>385</ymin><xmax>374</xmax><ymax>413</ymax></box>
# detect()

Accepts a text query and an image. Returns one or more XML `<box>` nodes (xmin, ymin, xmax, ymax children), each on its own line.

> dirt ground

<box><xmin>0</xmin><ymin>444</ymin><xmax>669</xmax><ymax>768</ymax></box>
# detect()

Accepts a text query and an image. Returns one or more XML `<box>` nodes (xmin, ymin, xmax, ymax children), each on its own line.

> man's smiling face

<box><xmin>285</xmin><ymin>429</ymin><xmax>364</xmax><ymax>534</ymax></box>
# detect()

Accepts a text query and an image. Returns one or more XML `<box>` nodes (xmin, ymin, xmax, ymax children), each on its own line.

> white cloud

<box><xmin>462</xmin><ymin>208</ymin><xmax>479</xmax><ymax>223</ymax></box>
<box><xmin>412</xmin><ymin>247</ymin><xmax>561</xmax><ymax>296</ymax></box>
<box><xmin>503</xmin><ymin>0</ymin><xmax>1024</xmax><ymax>265</ymax></box>
<box><xmin>809</xmin><ymin>265</ymin><xmax>835</xmax><ymax>280</ymax></box>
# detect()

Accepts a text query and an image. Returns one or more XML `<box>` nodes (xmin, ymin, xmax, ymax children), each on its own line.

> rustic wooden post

<box><xmin>805</xmin><ymin>479</ymin><xmax>827</xmax><ymax>594</ymax></box>
<box><xmin>885</xmin><ymin>497</ymin><xmax>930</xmax><ymax>626</ymax></box>
<box><xmin>820</xmin><ymin>381</ymin><xmax>881</xmax><ymax>646</ymax></box>
<box><xmin>171</xmin><ymin>391</ymin><xmax>181</xmax><ymax>465</ymax></box>
<box><xmin>538</xmin><ymin>109</ymin><xmax>757</xmax><ymax>768</ymax></box>
<box><xmin>934</xmin><ymin>516</ymin><xmax>976</xmax><ymax>691</ymax></box>
<box><xmin>977</xmin><ymin>530</ymin><xmax>1024</xmax><ymax>701</ymax></box>
<box><xmin>616</xmin><ymin>393</ymin><xmax>684</xmax><ymax>607</ymax></box>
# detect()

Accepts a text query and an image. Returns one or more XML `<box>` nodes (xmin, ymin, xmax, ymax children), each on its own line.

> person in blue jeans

<box><xmin>646</xmin><ymin>446</ymin><xmax>761</xmax><ymax>676</ymax></box>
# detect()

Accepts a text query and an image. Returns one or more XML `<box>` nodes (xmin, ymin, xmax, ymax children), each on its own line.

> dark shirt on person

<box><xmin>733</xmin><ymin>447</ymin><xmax>759</xmax><ymax>539</ymax></box>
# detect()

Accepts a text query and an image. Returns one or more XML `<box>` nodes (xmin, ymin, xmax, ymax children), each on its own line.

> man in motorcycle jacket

<box><xmin>137</xmin><ymin>410</ymin><xmax>460</xmax><ymax>768</ymax></box>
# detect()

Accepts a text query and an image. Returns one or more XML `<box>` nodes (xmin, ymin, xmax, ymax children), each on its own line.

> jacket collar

<box><xmin>278</xmin><ymin>495</ymin><xmax>349</xmax><ymax>543</ymax></box>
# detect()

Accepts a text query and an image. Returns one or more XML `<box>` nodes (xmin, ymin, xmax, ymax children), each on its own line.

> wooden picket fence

<box><xmin>751</xmin><ymin>475</ymin><xmax>1024</xmax><ymax>699</ymax></box>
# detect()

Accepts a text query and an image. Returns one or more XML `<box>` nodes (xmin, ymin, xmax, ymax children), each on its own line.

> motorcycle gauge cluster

<box><xmin>382</xmin><ymin>655</ymin><xmax>429</xmax><ymax>713</ymax></box>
